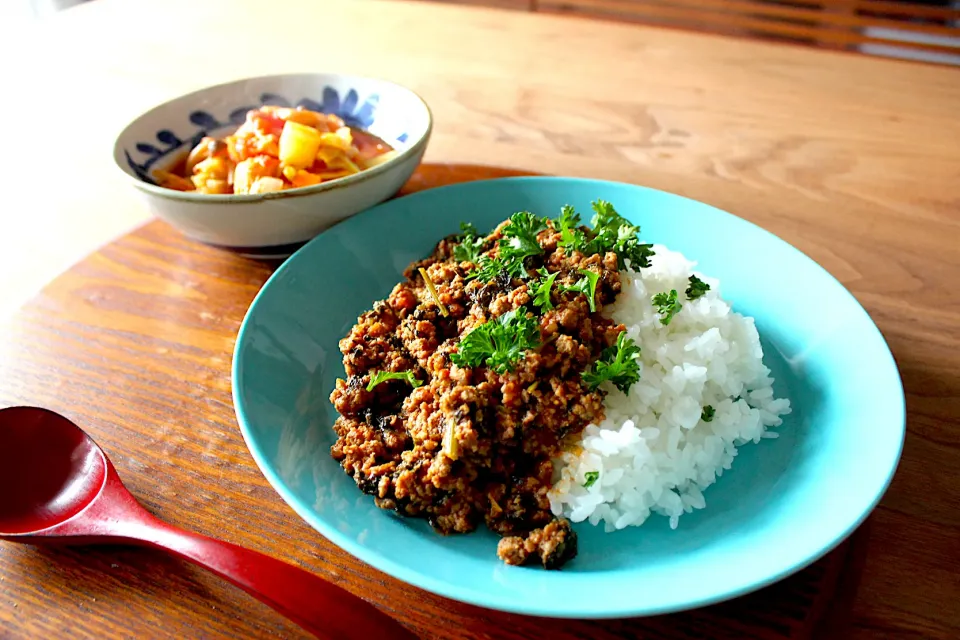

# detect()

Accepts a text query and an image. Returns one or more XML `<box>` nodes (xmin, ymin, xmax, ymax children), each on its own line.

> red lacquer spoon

<box><xmin>0</xmin><ymin>406</ymin><xmax>417</xmax><ymax>640</ymax></box>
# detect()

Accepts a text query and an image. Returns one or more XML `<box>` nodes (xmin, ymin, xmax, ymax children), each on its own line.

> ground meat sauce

<box><xmin>329</xmin><ymin>217</ymin><xmax>626</xmax><ymax>569</ymax></box>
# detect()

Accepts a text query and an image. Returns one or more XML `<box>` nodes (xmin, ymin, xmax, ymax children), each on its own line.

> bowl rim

<box><xmin>111</xmin><ymin>72</ymin><xmax>433</xmax><ymax>204</ymax></box>
<box><xmin>232</xmin><ymin>176</ymin><xmax>907</xmax><ymax>618</ymax></box>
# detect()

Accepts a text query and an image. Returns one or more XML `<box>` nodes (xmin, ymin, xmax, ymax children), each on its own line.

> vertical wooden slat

<box><xmin>820</xmin><ymin>0</ymin><xmax>858</xmax><ymax>51</ymax></box>
<box><xmin>401</xmin><ymin>0</ymin><xmax>960</xmax><ymax>65</ymax></box>
<box><xmin>856</xmin><ymin>0</ymin><xmax>960</xmax><ymax>21</ymax></box>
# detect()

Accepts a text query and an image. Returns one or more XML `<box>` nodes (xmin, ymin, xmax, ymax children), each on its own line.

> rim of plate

<box><xmin>232</xmin><ymin>176</ymin><xmax>906</xmax><ymax>618</ymax></box>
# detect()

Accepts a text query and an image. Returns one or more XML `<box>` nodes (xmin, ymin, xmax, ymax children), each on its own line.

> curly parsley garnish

<box><xmin>558</xmin><ymin>205</ymin><xmax>581</xmax><ymax>232</ymax></box>
<box><xmin>450</xmin><ymin>309</ymin><xmax>541</xmax><ymax>374</ymax></box>
<box><xmin>468</xmin><ymin>203</ymin><xmax>653</xmax><ymax>283</ymax></box>
<box><xmin>468</xmin><ymin>211</ymin><xmax>547</xmax><ymax>282</ymax></box>
<box><xmin>498</xmin><ymin>211</ymin><xmax>547</xmax><ymax>271</ymax></box>
<box><xmin>583</xmin><ymin>471</ymin><xmax>600</xmax><ymax>488</ymax></box>
<box><xmin>366</xmin><ymin>370</ymin><xmax>423</xmax><ymax>392</ymax></box>
<box><xmin>530</xmin><ymin>268</ymin><xmax>559</xmax><ymax>311</ymax></box>
<box><xmin>558</xmin><ymin>225</ymin><xmax>588</xmax><ymax>254</ymax></box>
<box><xmin>453</xmin><ymin>222</ymin><xmax>486</xmax><ymax>263</ymax></box>
<box><xmin>685</xmin><ymin>275</ymin><xmax>710</xmax><ymax>301</ymax></box>
<box><xmin>589</xmin><ymin>200</ymin><xmax>655</xmax><ymax>270</ymax></box>
<box><xmin>561</xmin><ymin>268</ymin><xmax>601</xmax><ymax>313</ymax></box>
<box><xmin>582</xmin><ymin>331</ymin><xmax>642</xmax><ymax>393</ymax></box>
<box><xmin>652</xmin><ymin>289</ymin><xmax>682</xmax><ymax>325</ymax></box>
<box><xmin>467</xmin><ymin>255</ymin><xmax>503</xmax><ymax>283</ymax></box>
<box><xmin>557</xmin><ymin>205</ymin><xmax>590</xmax><ymax>253</ymax></box>
<box><xmin>503</xmin><ymin>211</ymin><xmax>547</xmax><ymax>245</ymax></box>
<box><xmin>701</xmin><ymin>405</ymin><xmax>716</xmax><ymax>422</ymax></box>
<box><xmin>557</xmin><ymin>201</ymin><xmax>654</xmax><ymax>270</ymax></box>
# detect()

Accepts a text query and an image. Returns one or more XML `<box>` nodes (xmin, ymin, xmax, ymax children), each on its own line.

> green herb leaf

<box><xmin>557</xmin><ymin>205</ymin><xmax>581</xmax><ymax>232</ymax></box>
<box><xmin>582</xmin><ymin>331</ymin><xmax>642</xmax><ymax>393</ymax></box>
<box><xmin>530</xmin><ymin>268</ymin><xmax>559</xmax><ymax>312</ymax></box>
<box><xmin>557</xmin><ymin>205</ymin><xmax>591</xmax><ymax>254</ymax></box>
<box><xmin>652</xmin><ymin>289</ymin><xmax>682</xmax><ymax>325</ymax></box>
<box><xmin>468</xmin><ymin>253</ymin><xmax>531</xmax><ymax>282</ymax></box>
<box><xmin>467</xmin><ymin>255</ymin><xmax>505</xmax><ymax>282</ymax></box>
<box><xmin>561</xmin><ymin>268</ymin><xmax>601</xmax><ymax>313</ymax></box>
<box><xmin>468</xmin><ymin>211</ymin><xmax>547</xmax><ymax>282</ymax></box>
<box><xmin>559</xmin><ymin>227</ymin><xmax>590</xmax><ymax>254</ymax></box>
<box><xmin>685</xmin><ymin>275</ymin><xmax>710</xmax><ymax>301</ymax></box>
<box><xmin>453</xmin><ymin>222</ymin><xmax>486</xmax><ymax>263</ymax></box>
<box><xmin>450</xmin><ymin>309</ymin><xmax>541</xmax><ymax>374</ymax></box>
<box><xmin>586</xmin><ymin>200</ymin><xmax>655</xmax><ymax>270</ymax></box>
<box><xmin>701</xmin><ymin>405</ymin><xmax>716</xmax><ymax>422</ymax></box>
<box><xmin>366</xmin><ymin>370</ymin><xmax>423</xmax><ymax>392</ymax></box>
<box><xmin>583</xmin><ymin>471</ymin><xmax>600</xmax><ymax>488</ymax></box>
<box><xmin>498</xmin><ymin>211</ymin><xmax>547</xmax><ymax>273</ymax></box>
<box><xmin>459</xmin><ymin>222</ymin><xmax>479</xmax><ymax>238</ymax></box>
<box><xmin>504</xmin><ymin>211</ymin><xmax>548</xmax><ymax>242</ymax></box>
<box><xmin>453</xmin><ymin>235</ymin><xmax>486</xmax><ymax>263</ymax></box>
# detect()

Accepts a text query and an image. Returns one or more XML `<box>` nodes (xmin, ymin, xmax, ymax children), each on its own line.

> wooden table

<box><xmin>1</xmin><ymin>0</ymin><xmax>958</xmax><ymax>638</ymax></box>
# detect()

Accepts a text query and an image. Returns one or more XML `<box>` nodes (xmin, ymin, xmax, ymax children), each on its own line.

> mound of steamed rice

<box><xmin>548</xmin><ymin>244</ymin><xmax>791</xmax><ymax>532</ymax></box>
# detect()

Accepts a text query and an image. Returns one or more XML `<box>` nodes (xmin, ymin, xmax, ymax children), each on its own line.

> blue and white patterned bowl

<box><xmin>113</xmin><ymin>73</ymin><xmax>432</xmax><ymax>258</ymax></box>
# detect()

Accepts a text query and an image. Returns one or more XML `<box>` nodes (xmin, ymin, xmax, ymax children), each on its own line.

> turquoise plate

<box><xmin>232</xmin><ymin>177</ymin><xmax>905</xmax><ymax>618</ymax></box>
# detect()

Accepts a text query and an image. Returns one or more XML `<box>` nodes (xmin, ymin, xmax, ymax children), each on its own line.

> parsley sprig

<box><xmin>467</xmin><ymin>211</ymin><xmax>548</xmax><ymax>282</ymax></box>
<box><xmin>558</xmin><ymin>201</ymin><xmax>654</xmax><ymax>270</ymax></box>
<box><xmin>652</xmin><ymin>290</ymin><xmax>682</xmax><ymax>325</ymax></box>
<box><xmin>463</xmin><ymin>201</ymin><xmax>653</xmax><ymax>285</ymax></box>
<box><xmin>588</xmin><ymin>201</ymin><xmax>655</xmax><ymax>270</ymax></box>
<box><xmin>450</xmin><ymin>309</ymin><xmax>541</xmax><ymax>374</ymax></box>
<box><xmin>560</xmin><ymin>268</ymin><xmax>601</xmax><ymax>312</ymax></box>
<box><xmin>468</xmin><ymin>255</ymin><xmax>505</xmax><ymax>283</ymax></box>
<box><xmin>701</xmin><ymin>405</ymin><xmax>716</xmax><ymax>422</ymax></box>
<box><xmin>685</xmin><ymin>275</ymin><xmax>710</xmax><ymax>301</ymax></box>
<box><xmin>557</xmin><ymin>205</ymin><xmax>589</xmax><ymax>253</ymax></box>
<box><xmin>453</xmin><ymin>222</ymin><xmax>486</xmax><ymax>263</ymax></box>
<box><xmin>582</xmin><ymin>331</ymin><xmax>642</xmax><ymax>393</ymax></box>
<box><xmin>366</xmin><ymin>370</ymin><xmax>423</xmax><ymax>392</ymax></box>
<box><xmin>530</xmin><ymin>268</ymin><xmax>559</xmax><ymax>311</ymax></box>
<box><xmin>583</xmin><ymin>471</ymin><xmax>600</xmax><ymax>488</ymax></box>
<box><xmin>558</xmin><ymin>205</ymin><xmax>581</xmax><ymax>233</ymax></box>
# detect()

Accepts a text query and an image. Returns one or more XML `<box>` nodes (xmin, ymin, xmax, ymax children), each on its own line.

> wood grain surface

<box><xmin>1</xmin><ymin>0</ymin><xmax>959</xmax><ymax>638</ymax></box>
<box><xmin>3</xmin><ymin>0</ymin><xmax>960</xmax><ymax>318</ymax></box>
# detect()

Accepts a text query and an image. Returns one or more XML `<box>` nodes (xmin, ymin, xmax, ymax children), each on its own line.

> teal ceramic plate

<box><xmin>232</xmin><ymin>177</ymin><xmax>904</xmax><ymax>618</ymax></box>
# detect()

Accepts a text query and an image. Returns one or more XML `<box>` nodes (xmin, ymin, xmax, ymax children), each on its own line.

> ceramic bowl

<box><xmin>232</xmin><ymin>177</ymin><xmax>905</xmax><ymax>617</ymax></box>
<box><xmin>113</xmin><ymin>73</ymin><xmax>432</xmax><ymax>258</ymax></box>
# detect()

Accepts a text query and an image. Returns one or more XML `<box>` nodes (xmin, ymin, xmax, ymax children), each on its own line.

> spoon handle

<box><xmin>121</xmin><ymin>514</ymin><xmax>416</xmax><ymax>640</ymax></box>
<box><xmin>148</xmin><ymin>523</ymin><xmax>415</xmax><ymax>639</ymax></box>
<box><xmin>65</xmin><ymin>472</ymin><xmax>416</xmax><ymax>640</ymax></box>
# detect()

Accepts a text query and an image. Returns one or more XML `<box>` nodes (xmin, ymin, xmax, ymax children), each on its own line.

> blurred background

<box><xmin>4</xmin><ymin>0</ymin><xmax>85</xmax><ymax>20</ymax></box>
<box><xmin>0</xmin><ymin>0</ymin><xmax>955</xmax><ymax>318</ymax></box>
<box><xmin>14</xmin><ymin>0</ymin><xmax>959</xmax><ymax>66</ymax></box>
<box><xmin>7</xmin><ymin>0</ymin><xmax>958</xmax><ymax>66</ymax></box>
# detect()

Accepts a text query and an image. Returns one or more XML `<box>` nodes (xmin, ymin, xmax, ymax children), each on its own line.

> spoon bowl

<box><xmin>0</xmin><ymin>406</ymin><xmax>415</xmax><ymax>640</ymax></box>
<box><xmin>0</xmin><ymin>407</ymin><xmax>106</xmax><ymax>535</ymax></box>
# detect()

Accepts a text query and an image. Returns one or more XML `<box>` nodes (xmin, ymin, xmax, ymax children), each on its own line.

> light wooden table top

<box><xmin>1</xmin><ymin>0</ymin><xmax>959</xmax><ymax>638</ymax></box>
<box><xmin>1</xmin><ymin>0</ymin><xmax>957</xmax><ymax>318</ymax></box>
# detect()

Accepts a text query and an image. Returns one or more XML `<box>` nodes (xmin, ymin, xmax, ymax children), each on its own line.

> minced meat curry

<box><xmin>329</xmin><ymin>203</ymin><xmax>653</xmax><ymax>569</ymax></box>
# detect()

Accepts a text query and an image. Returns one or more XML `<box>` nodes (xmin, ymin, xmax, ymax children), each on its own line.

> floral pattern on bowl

<box><xmin>111</xmin><ymin>73</ymin><xmax>432</xmax><ymax>252</ymax></box>
<box><xmin>124</xmin><ymin>87</ymin><xmax>409</xmax><ymax>186</ymax></box>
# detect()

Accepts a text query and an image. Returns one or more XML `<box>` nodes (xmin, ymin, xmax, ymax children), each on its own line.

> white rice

<box><xmin>548</xmin><ymin>244</ymin><xmax>791</xmax><ymax>532</ymax></box>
